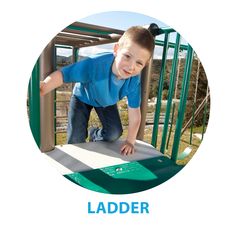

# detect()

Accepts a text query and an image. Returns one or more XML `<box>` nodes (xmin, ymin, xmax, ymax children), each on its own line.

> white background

<box><xmin>1</xmin><ymin>0</ymin><xmax>236</xmax><ymax>235</ymax></box>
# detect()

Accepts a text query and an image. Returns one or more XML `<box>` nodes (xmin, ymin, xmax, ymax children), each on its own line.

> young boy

<box><xmin>40</xmin><ymin>26</ymin><xmax>155</xmax><ymax>155</ymax></box>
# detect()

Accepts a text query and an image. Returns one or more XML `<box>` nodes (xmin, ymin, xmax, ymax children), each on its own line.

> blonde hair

<box><xmin>118</xmin><ymin>26</ymin><xmax>155</xmax><ymax>56</ymax></box>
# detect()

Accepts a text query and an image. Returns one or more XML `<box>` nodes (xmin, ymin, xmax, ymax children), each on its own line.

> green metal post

<box><xmin>73</xmin><ymin>47</ymin><xmax>79</xmax><ymax>62</ymax></box>
<box><xmin>189</xmin><ymin>102</ymin><xmax>196</xmax><ymax>144</ymax></box>
<box><xmin>28</xmin><ymin>59</ymin><xmax>41</xmax><ymax>148</ymax></box>
<box><xmin>166</xmin><ymin>55</ymin><xmax>182</xmax><ymax>150</ymax></box>
<box><xmin>190</xmin><ymin>58</ymin><xmax>200</xmax><ymax>144</ymax></box>
<box><xmin>160</xmin><ymin>33</ymin><xmax>181</xmax><ymax>153</ymax></box>
<box><xmin>171</xmin><ymin>45</ymin><xmax>194</xmax><ymax>161</ymax></box>
<box><xmin>151</xmin><ymin>33</ymin><xmax>169</xmax><ymax>148</ymax></box>
<box><xmin>166</xmin><ymin>102</ymin><xmax>176</xmax><ymax>150</ymax></box>
<box><xmin>202</xmin><ymin>86</ymin><xmax>209</xmax><ymax>140</ymax></box>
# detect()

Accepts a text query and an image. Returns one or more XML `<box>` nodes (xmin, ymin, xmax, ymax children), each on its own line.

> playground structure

<box><xmin>28</xmin><ymin>22</ymin><xmax>210</xmax><ymax>194</ymax></box>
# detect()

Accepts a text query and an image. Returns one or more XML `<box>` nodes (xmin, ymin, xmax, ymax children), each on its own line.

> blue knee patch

<box><xmin>104</xmin><ymin>127</ymin><xmax>123</xmax><ymax>142</ymax></box>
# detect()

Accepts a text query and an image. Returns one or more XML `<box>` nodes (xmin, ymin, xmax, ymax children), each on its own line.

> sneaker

<box><xmin>88</xmin><ymin>127</ymin><xmax>103</xmax><ymax>142</ymax></box>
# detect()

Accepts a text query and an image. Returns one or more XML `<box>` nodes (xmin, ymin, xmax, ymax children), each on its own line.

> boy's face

<box><xmin>112</xmin><ymin>40</ymin><xmax>151</xmax><ymax>79</ymax></box>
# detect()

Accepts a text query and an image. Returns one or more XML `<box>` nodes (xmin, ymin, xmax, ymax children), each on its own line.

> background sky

<box><xmin>57</xmin><ymin>11</ymin><xmax>187</xmax><ymax>59</ymax></box>
<box><xmin>80</xmin><ymin>11</ymin><xmax>168</xmax><ymax>30</ymax></box>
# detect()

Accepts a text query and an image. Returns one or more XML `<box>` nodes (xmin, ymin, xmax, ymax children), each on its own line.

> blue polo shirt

<box><xmin>60</xmin><ymin>52</ymin><xmax>141</xmax><ymax>108</ymax></box>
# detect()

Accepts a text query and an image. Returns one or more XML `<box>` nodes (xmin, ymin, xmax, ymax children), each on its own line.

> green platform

<box><xmin>64</xmin><ymin>155</ymin><xmax>183</xmax><ymax>194</ymax></box>
<box><xmin>44</xmin><ymin>140</ymin><xmax>184</xmax><ymax>194</ymax></box>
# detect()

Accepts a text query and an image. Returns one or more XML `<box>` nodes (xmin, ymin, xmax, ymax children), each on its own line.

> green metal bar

<box><xmin>67</xmin><ymin>25</ymin><xmax>111</xmax><ymax>35</ymax></box>
<box><xmin>181</xmin><ymin>93</ymin><xmax>209</xmax><ymax>137</ymax></box>
<box><xmin>160</xmin><ymin>33</ymin><xmax>181</xmax><ymax>153</ymax></box>
<box><xmin>202</xmin><ymin>87</ymin><xmax>209</xmax><ymax>140</ymax></box>
<box><xmin>171</xmin><ymin>45</ymin><xmax>194</xmax><ymax>161</ymax></box>
<box><xmin>166</xmin><ymin>55</ymin><xmax>182</xmax><ymax>150</ymax></box>
<box><xmin>166</xmin><ymin>102</ymin><xmax>176</xmax><ymax>150</ymax></box>
<box><xmin>155</xmin><ymin>40</ymin><xmax>188</xmax><ymax>51</ymax></box>
<box><xmin>190</xmin><ymin>59</ymin><xmax>200</xmax><ymax>144</ymax></box>
<box><xmin>151</xmin><ymin>33</ymin><xmax>170</xmax><ymax>148</ymax></box>
<box><xmin>28</xmin><ymin>59</ymin><xmax>40</xmax><ymax>148</ymax></box>
<box><xmin>158</xmin><ymin>28</ymin><xmax>176</xmax><ymax>35</ymax></box>
<box><xmin>189</xmin><ymin>102</ymin><xmax>196</xmax><ymax>144</ymax></box>
<box><xmin>73</xmin><ymin>47</ymin><xmax>79</xmax><ymax>62</ymax></box>
<box><xmin>202</xmin><ymin>101</ymin><xmax>207</xmax><ymax>140</ymax></box>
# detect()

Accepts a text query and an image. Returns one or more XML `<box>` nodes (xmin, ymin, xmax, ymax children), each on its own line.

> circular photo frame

<box><xmin>27</xmin><ymin>11</ymin><xmax>210</xmax><ymax>194</ymax></box>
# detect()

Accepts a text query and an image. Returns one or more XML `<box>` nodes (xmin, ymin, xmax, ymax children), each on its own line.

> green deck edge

<box><xmin>64</xmin><ymin>156</ymin><xmax>184</xmax><ymax>194</ymax></box>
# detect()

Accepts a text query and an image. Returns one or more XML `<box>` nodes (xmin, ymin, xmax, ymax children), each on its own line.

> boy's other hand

<box><xmin>120</xmin><ymin>140</ymin><xmax>135</xmax><ymax>156</ymax></box>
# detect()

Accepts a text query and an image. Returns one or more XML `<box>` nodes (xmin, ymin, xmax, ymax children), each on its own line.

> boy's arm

<box><xmin>120</xmin><ymin>107</ymin><xmax>141</xmax><ymax>155</ymax></box>
<box><xmin>40</xmin><ymin>70</ymin><xmax>63</xmax><ymax>96</ymax></box>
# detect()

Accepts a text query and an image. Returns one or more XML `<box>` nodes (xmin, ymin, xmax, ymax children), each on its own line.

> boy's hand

<box><xmin>120</xmin><ymin>140</ymin><xmax>135</xmax><ymax>156</ymax></box>
<box><xmin>40</xmin><ymin>81</ymin><xmax>46</xmax><ymax>96</ymax></box>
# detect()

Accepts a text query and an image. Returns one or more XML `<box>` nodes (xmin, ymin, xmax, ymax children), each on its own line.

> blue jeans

<box><xmin>67</xmin><ymin>95</ymin><xmax>123</xmax><ymax>144</ymax></box>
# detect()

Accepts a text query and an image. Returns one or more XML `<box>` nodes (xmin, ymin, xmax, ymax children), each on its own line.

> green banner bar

<box><xmin>28</xmin><ymin>59</ymin><xmax>41</xmax><ymax>148</ymax></box>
